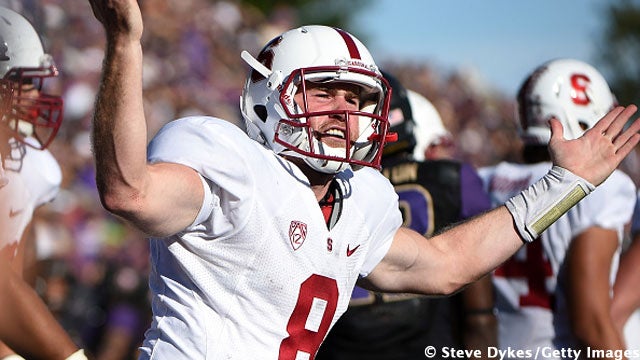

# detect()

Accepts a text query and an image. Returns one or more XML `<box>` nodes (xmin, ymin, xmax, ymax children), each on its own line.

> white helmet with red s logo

<box><xmin>516</xmin><ymin>58</ymin><xmax>616</xmax><ymax>145</ymax></box>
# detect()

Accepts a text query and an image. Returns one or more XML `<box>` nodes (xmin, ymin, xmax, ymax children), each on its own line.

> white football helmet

<box><xmin>407</xmin><ymin>90</ymin><xmax>452</xmax><ymax>161</ymax></box>
<box><xmin>240</xmin><ymin>25</ymin><xmax>393</xmax><ymax>173</ymax></box>
<box><xmin>0</xmin><ymin>6</ymin><xmax>63</xmax><ymax>150</ymax></box>
<box><xmin>516</xmin><ymin>58</ymin><xmax>616</xmax><ymax>146</ymax></box>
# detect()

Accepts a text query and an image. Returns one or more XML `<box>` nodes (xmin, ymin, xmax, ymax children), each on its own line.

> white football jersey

<box><xmin>0</xmin><ymin>138</ymin><xmax>61</xmax><ymax>255</ymax></box>
<box><xmin>479</xmin><ymin>161</ymin><xmax>636</xmax><ymax>357</ymax></box>
<box><xmin>141</xmin><ymin>117</ymin><xmax>402</xmax><ymax>360</ymax></box>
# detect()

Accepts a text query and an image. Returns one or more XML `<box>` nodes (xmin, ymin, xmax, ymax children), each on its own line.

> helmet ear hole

<box><xmin>254</xmin><ymin>105</ymin><xmax>268</xmax><ymax>122</ymax></box>
<box><xmin>578</xmin><ymin>121</ymin><xmax>589</xmax><ymax>131</ymax></box>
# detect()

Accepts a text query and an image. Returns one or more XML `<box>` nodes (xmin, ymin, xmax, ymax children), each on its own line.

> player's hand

<box><xmin>548</xmin><ymin>104</ymin><xmax>640</xmax><ymax>186</ymax></box>
<box><xmin>87</xmin><ymin>0</ymin><xmax>143</xmax><ymax>43</ymax></box>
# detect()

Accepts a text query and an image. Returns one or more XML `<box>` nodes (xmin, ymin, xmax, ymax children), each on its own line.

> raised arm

<box><xmin>366</xmin><ymin>105</ymin><xmax>640</xmax><ymax>295</ymax></box>
<box><xmin>88</xmin><ymin>0</ymin><xmax>203</xmax><ymax>236</ymax></box>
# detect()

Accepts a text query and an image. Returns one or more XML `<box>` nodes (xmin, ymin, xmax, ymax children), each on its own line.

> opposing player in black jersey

<box><xmin>317</xmin><ymin>72</ymin><xmax>497</xmax><ymax>360</ymax></box>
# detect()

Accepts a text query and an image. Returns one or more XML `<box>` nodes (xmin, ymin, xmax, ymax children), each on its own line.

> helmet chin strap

<box><xmin>304</xmin><ymin>156</ymin><xmax>349</xmax><ymax>174</ymax></box>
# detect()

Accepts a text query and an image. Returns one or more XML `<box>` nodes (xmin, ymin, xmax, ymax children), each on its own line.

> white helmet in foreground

<box><xmin>407</xmin><ymin>90</ymin><xmax>452</xmax><ymax>161</ymax></box>
<box><xmin>0</xmin><ymin>6</ymin><xmax>63</xmax><ymax>150</ymax></box>
<box><xmin>240</xmin><ymin>25</ymin><xmax>394</xmax><ymax>173</ymax></box>
<box><xmin>516</xmin><ymin>58</ymin><xmax>616</xmax><ymax>146</ymax></box>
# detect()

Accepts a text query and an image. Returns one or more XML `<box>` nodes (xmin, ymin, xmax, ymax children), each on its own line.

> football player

<box><xmin>0</xmin><ymin>6</ymin><xmax>86</xmax><ymax>360</ymax></box>
<box><xmin>88</xmin><ymin>0</ymin><xmax>640</xmax><ymax>358</ymax></box>
<box><xmin>479</xmin><ymin>58</ymin><xmax>635</xmax><ymax>358</ymax></box>
<box><xmin>317</xmin><ymin>72</ymin><xmax>496</xmax><ymax>360</ymax></box>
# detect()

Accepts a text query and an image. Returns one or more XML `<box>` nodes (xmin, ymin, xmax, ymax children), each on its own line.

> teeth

<box><xmin>326</xmin><ymin>129</ymin><xmax>345</xmax><ymax>138</ymax></box>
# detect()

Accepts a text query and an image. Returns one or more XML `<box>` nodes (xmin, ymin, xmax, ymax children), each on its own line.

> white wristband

<box><xmin>505</xmin><ymin>166</ymin><xmax>595</xmax><ymax>243</ymax></box>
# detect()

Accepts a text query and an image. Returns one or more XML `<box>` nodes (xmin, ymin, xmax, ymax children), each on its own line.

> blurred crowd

<box><xmin>5</xmin><ymin>0</ymin><xmax>639</xmax><ymax>359</ymax></box>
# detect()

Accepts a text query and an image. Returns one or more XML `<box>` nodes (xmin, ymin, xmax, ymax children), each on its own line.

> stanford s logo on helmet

<box><xmin>516</xmin><ymin>58</ymin><xmax>616</xmax><ymax>146</ymax></box>
<box><xmin>239</xmin><ymin>25</ymin><xmax>394</xmax><ymax>174</ymax></box>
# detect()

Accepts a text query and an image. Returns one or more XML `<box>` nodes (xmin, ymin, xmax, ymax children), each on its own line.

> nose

<box><xmin>329</xmin><ymin>101</ymin><xmax>348</xmax><ymax>123</ymax></box>
<box><xmin>330</xmin><ymin>94</ymin><xmax>356</xmax><ymax>118</ymax></box>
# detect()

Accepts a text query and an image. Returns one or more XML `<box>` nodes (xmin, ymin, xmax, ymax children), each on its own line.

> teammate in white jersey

<box><xmin>612</xmin><ymin>190</ymin><xmax>640</xmax><ymax>351</ymax></box>
<box><xmin>87</xmin><ymin>0</ymin><xmax>640</xmax><ymax>358</ymax></box>
<box><xmin>0</xmin><ymin>6</ymin><xmax>86</xmax><ymax>360</ymax></box>
<box><xmin>479</xmin><ymin>59</ymin><xmax>636</xmax><ymax>358</ymax></box>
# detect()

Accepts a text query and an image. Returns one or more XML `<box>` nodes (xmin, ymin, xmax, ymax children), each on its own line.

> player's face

<box><xmin>294</xmin><ymin>82</ymin><xmax>364</xmax><ymax>150</ymax></box>
<box><xmin>8</xmin><ymin>79</ymin><xmax>40</xmax><ymax>135</ymax></box>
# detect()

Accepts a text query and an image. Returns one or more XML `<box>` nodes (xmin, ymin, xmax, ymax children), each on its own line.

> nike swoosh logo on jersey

<box><xmin>346</xmin><ymin>244</ymin><xmax>360</xmax><ymax>257</ymax></box>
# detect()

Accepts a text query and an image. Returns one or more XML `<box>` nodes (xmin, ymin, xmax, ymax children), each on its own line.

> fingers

<box><xmin>605</xmin><ymin>105</ymin><xmax>637</xmax><ymax>139</ymax></box>
<box><xmin>548</xmin><ymin>117</ymin><xmax>564</xmax><ymax>143</ymax></box>
<box><xmin>615</xmin><ymin>133</ymin><xmax>640</xmax><ymax>158</ymax></box>
<box><xmin>591</xmin><ymin>106</ymin><xmax>626</xmax><ymax>136</ymax></box>
<box><xmin>87</xmin><ymin>0</ymin><xmax>144</xmax><ymax>41</ymax></box>
<box><xmin>612</xmin><ymin>109</ymin><xmax>640</xmax><ymax>153</ymax></box>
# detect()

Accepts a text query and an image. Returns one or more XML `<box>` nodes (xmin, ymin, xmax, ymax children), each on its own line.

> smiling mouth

<box><xmin>325</xmin><ymin>128</ymin><xmax>345</xmax><ymax>139</ymax></box>
<box><xmin>316</xmin><ymin>128</ymin><xmax>348</xmax><ymax>148</ymax></box>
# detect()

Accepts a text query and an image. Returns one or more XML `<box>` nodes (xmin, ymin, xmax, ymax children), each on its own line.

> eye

<box><xmin>21</xmin><ymin>82</ymin><xmax>37</xmax><ymax>92</ymax></box>
<box><xmin>308</xmin><ymin>88</ymin><xmax>332</xmax><ymax>101</ymax></box>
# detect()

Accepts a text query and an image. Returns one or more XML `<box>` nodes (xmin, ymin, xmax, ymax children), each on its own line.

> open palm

<box><xmin>549</xmin><ymin>105</ymin><xmax>640</xmax><ymax>186</ymax></box>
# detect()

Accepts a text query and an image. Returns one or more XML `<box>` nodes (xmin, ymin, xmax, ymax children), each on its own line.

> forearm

<box><xmin>462</xmin><ymin>275</ymin><xmax>497</xmax><ymax>359</ymax></box>
<box><xmin>612</xmin><ymin>238</ymin><xmax>640</xmax><ymax>331</ymax></box>
<box><xmin>568</xmin><ymin>229</ymin><xmax>625</xmax><ymax>356</ymax></box>
<box><xmin>572</xmin><ymin>319</ymin><xmax>625</xmax><ymax>359</ymax></box>
<box><xmin>93</xmin><ymin>36</ymin><xmax>148</xmax><ymax>213</ymax></box>
<box><xmin>370</xmin><ymin>206</ymin><xmax>524</xmax><ymax>296</ymax></box>
<box><xmin>0</xmin><ymin>271</ymin><xmax>79</xmax><ymax>360</ymax></box>
<box><xmin>463</xmin><ymin>313</ymin><xmax>497</xmax><ymax>360</ymax></box>
<box><xmin>383</xmin><ymin>167</ymin><xmax>593</xmax><ymax>295</ymax></box>
<box><xmin>429</xmin><ymin>206</ymin><xmax>524</xmax><ymax>292</ymax></box>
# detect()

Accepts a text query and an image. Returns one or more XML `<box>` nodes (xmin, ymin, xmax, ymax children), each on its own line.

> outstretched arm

<box><xmin>367</xmin><ymin>105</ymin><xmax>640</xmax><ymax>295</ymax></box>
<box><xmin>88</xmin><ymin>0</ymin><xmax>203</xmax><ymax>236</ymax></box>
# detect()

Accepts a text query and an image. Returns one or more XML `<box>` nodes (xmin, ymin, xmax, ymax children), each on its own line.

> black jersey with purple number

<box><xmin>317</xmin><ymin>158</ymin><xmax>491</xmax><ymax>360</ymax></box>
